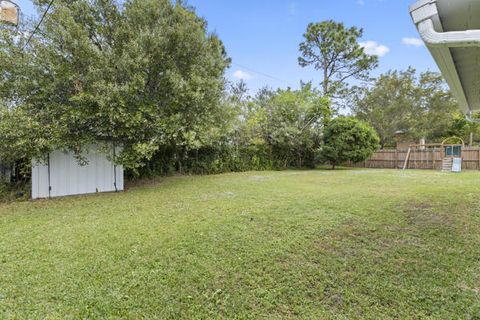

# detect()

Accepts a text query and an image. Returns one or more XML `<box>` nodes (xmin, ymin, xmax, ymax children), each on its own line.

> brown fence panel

<box><xmin>461</xmin><ymin>148</ymin><xmax>480</xmax><ymax>170</ymax></box>
<box><xmin>346</xmin><ymin>147</ymin><xmax>480</xmax><ymax>170</ymax></box>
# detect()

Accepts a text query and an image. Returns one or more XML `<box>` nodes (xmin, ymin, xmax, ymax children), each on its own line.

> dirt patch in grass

<box><xmin>312</xmin><ymin>201</ymin><xmax>457</xmax><ymax>264</ymax></box>
<box><xmin>403</xmin><ymin>202</ymin><xmax>454</xmax><ymax>229</ymax></box>
<box><xmin>313</xmin><ymin>219</ymin><xmax>399</xmax><ymax>260</ymax></box>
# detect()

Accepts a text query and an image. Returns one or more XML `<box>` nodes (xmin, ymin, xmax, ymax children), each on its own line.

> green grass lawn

<box><xmin>1</xmin><ymin>169</ymin><xmax>480</xmax><ymax>319</ymax></box>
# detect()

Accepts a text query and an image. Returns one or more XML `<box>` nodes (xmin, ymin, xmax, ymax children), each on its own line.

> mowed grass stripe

<box><xmin>1</xmin><ymin>169</ymin><xmax>480</xmax><ymax>319</ymax></box>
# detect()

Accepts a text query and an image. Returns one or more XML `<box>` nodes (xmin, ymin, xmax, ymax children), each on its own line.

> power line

<box><xmin>23</xmin><ymin>0</ymin><xmax>54</xmax><ymax>49</ymax></box>
<box><xmin>17</xmin><ymin>2</ymin><xmax>295</xmax><ymax>89</ymax></box>
<box><xmin>231</xmin><ymin>62</ymin><xmax>295</xmax><ymax>87</ymax></box>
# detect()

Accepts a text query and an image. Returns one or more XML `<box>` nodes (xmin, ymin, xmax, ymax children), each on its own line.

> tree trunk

<box><xmin>322</xmin><ymin>60</ymin><xmax>329</xmax><ymax>97</ymax></box>
<box><xmin>175</xmin><ymin>148</ymin><xmax>182</xmax><ymax>173</ymax></box>
<box><xmin>332</xmin><ymin>163</ymin><xmax>336</xmax><ymax>170</ymax></box>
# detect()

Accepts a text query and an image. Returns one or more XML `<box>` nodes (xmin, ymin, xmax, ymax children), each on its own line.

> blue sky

<box><xmin>15</xmin><ymin>0</ymin><xmax>437</xmax><ymax>93</ymax></box>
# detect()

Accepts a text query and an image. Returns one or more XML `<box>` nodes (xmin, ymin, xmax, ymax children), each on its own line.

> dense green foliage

<box><xmin>136</xmin><ymin>83</ymin><xmax>331</xmax><ymax>176</ymax></box>
<box><xmin>0</xmin><ymin>3</ymin><xmax>466</xmax><ymax>184</ymax></box>
<box><xmin>352</xmin><ymin>68</ymin><xmax>462</xmax><ymax>148</ymax></box>
<box><xmin>0</xmin><ymin>0</ymin><xmax>230</xmax><ymax>169</ymax></box>
<box><xmin>446</xmin><ymin>113</ymin><xmax>480</xmax><ymax>145</ymax></box>
<box><xmin>231</xmin><ymin>83</ymin><xmax>331</xmax><ymax>169</ymax></box>
<box><xmin>322</xmin><ymin>116</ymin><xmax>379</xmax><ymax>169</ymax></box>
<box><xmin>2</xmin><ymin>170</ymin><xmax>480</xmax><ymax>318</ymax></box>
<box><xmin>0</xmin><ymin>1</ymin><xmax>337</xmax><ymax>179</ymax></box>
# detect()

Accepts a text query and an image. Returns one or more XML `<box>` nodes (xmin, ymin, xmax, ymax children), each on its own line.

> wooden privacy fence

<box><xmin>347</xmin><ymin>148</ymin><xmax>480</xmax><ymax>170</ymax></box>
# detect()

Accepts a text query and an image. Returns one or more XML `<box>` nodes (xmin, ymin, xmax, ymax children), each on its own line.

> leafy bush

<box><xmin>322</xmin><ymin>116</ymin><xmax>379</xmax><ymax>169</ymax></box>
<box><xmin>0</xmin><ymin>181</ymin><xmax>29</xmax><ymax>202</ymax></box>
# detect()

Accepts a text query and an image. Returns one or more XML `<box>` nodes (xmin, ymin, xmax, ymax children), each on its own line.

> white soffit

<box><xmin>410</xmin><ymin>0</ymin><xmax>480</xmax><ymax>114</ymax></box>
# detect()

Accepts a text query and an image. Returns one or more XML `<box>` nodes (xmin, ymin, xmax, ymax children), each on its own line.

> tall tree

<box><xmin>231</xmin><ymin>83</ymin><xmax>331</xmax><ymax>169</ymax></box>
<box><xmin>416</xmin><ymin>71</ymin><xmax>460</xmax><ymax>141</ymax></box>
<box><xmin>352</xmin><ymin>69</ymin><xmax>418</xmax><ymax>148</ymax></box>
<box><xmin>0</xmin><ymin>0</ymin><xmax>230</xmax><ymax>169</ymax></box>
<box><xmin>261</xmin><ymin>83</ymin><xmax>331</xmax><ymax>167</ymax></box>
<box><xmin>446</xmin><ymin>113</ymin><xmax>480</xmax><ymax>145</ymax></box>
<box><xmin>352</xmin><ymin>68</ymin><xmax>460</xmax><ymax>148</ymax></box>
<box><xmin>298</xmin><ymin>20</ymin><xmax>378</xmax><ymax>99</ymax></box>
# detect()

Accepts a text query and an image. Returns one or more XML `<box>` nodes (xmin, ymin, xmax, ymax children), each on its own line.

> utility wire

<box><xmin>23</xmin><ymin>0</ymin><xmax>54</xmax><ymax>49</ymax></box>
<box><xmin>18</xmin><ymin>2</ymin><xmax>294</xmax><ymax>88</ymax></box>
<box><xmin>231</xmin><ymin>62</ymin><xmax>295</xmax><ymax>87</ymax></box>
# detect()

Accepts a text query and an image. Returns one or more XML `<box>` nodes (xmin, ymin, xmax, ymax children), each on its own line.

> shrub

<box><xmin>322</xmin><ymin>116</ymin><xmax>379</xmax><ymax>169</ymax></box>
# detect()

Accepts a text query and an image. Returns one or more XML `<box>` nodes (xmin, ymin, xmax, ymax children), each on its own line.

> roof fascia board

<box><xmin>410</xmin><ymin>0</ymin><xmax>471</xmax><ymax>112</ymax></box>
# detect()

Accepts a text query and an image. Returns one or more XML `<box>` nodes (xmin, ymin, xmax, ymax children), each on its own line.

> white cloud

<box><xmin>402</xmin><ymin>37</ymin><xmax>425</xmax><ymax>47</ymax></box>
<box><xmin>233</xmin><ymin>70</ymin><xmax>253</xmax><ymax>81</ymax></box>
<box><xmin>360</xmin><ymin>41</ymin><xmax>390</xmax><ymax>57</ymax></box>
<box><xmin>356</xmin><ymin>0</ymin><xmax>365</xmax><ymax>5</ymax></box>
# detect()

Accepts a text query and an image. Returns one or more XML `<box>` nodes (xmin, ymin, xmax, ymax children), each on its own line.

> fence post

<box><xmin>395</xmin><ymin>150</ymin><xmax>398</xmax><ymax>169</ymax></box>
<box><xmin>432</xmin><ymin>149</ymin><xmax>435</xmax><ymax>169</ymax></box>
<box><xmin>478</xmin><ymin>149</ymin><xmax>480</xmax><ymax>170</ymax></box>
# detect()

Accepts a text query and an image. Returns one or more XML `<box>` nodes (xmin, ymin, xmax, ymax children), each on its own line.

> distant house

<box><xmin>394</xmin><ymin>130</ymin><xmax>412</xmax><ymax>150</ymax></box>
<box><xmin>31</xmin><ymin>144</ymin><xmax>124</xmax><ymax>199</ymax></box>
<box><xmin>393</xmin><ymin>130</ymin><xmax>425</xmax><ymax>150</ymax></box>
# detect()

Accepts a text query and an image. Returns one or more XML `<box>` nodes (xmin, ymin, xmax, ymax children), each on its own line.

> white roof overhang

<box><xmin>410</xmin><ymin>0</ymin><xmax>480</xmax><ymax>115</ymax></box>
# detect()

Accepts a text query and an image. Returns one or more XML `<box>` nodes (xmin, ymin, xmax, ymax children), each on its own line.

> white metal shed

<box><xmin>32</xmin><ymin>144</ymin><xmax>124</xmax><ymax>199</ymax></box>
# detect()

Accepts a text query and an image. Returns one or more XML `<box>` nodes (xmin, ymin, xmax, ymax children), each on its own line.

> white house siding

<box><xmin>31</xmin><ymin>145</ymin><xmax>124</xmax><ymax>199</ymax></box>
